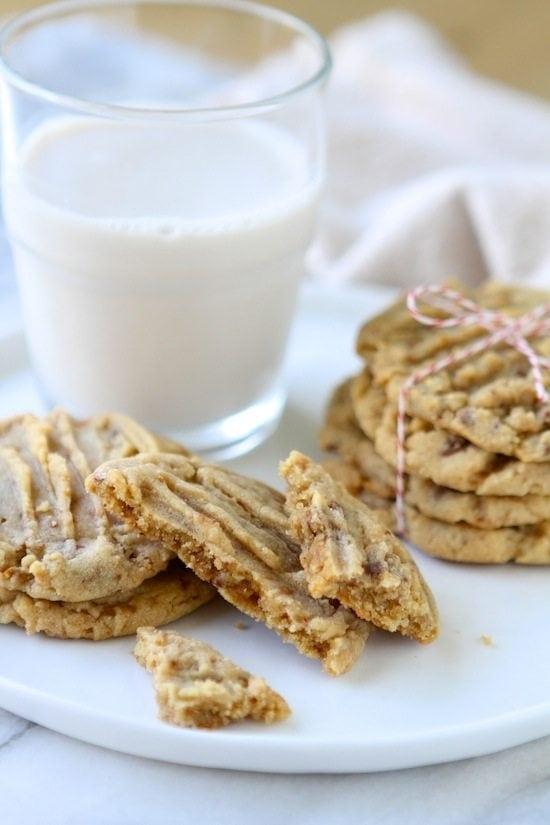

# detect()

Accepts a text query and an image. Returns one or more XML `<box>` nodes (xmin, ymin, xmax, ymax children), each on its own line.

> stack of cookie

<box><xmin>320</xmin><ymin>281</ymin><xmax>550</xmax><ymax>565</ymax></box>
<box><xmin>0</xmin><ymin>410</ymin><xmax>215</xmax><ymax>639</ymax></box>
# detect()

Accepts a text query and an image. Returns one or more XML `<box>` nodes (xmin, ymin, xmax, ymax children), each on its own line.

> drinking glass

<box><xmin>0</xmin><ymin>0</ymin><xmax>330</xmax><ymax>456</ymax></box>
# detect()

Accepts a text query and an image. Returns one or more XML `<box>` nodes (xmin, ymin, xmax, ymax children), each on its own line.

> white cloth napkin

<box><xmin>311</xmin><ymin>11</ymin><xmax>550</xmax><ymax>289</ymax></box>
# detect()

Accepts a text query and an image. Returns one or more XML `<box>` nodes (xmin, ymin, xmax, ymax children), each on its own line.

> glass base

<box><xmin>35</xmin><ymin>373</ymin><xmax>286</xmax><ymax>462</ymax></box>
<box><xmin>165</xmin><ymin>388</ymin><xmax>286</xmax><ymax>461</ymax></box>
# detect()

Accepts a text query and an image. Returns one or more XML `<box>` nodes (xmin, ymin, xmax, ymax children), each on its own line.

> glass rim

<box><xmin>0</xmin><ymin>0</ymin><xmax>332</xmax><ymax>120</ymax></box>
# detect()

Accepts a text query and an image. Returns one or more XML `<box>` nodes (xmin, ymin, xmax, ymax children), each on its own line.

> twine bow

<box><xmin>395</xmin><ymin>284</ymin><xmax>550</xmax><ymax>535</ymax></box>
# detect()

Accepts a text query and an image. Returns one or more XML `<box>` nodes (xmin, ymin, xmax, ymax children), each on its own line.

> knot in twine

<box><xmin>395</xmin><ymin>284</ymin><xmax>550</xmax><ymax>535</ymax></box>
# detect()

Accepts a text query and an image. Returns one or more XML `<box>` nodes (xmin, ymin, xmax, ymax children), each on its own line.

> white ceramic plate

<box><xmin>0</xmin><ymin>284</ymin><xmax>549</xmax><ymax>774</ymax></box>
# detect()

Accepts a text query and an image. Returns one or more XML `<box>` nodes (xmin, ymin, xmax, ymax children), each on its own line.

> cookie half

<box><xmin>281</xmin><ymin>451</ymin><xmax>439</xmax><ymax>644</ymax></box>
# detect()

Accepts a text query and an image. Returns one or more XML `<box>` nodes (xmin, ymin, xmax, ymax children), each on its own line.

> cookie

<box><xmin>319</xmin><ymin>380</ymin><xmax>395</xmax><ymax>499</ymax></box>
<box><xmin>350</xmin><ymin>369</ymin><xmax>386</xmax><ymax>440</ymax></box>
<box><xmin>135</xmin><ymin>627</ymin><xmax>290</xmax><ymax>728</ymax></box>
<box><xmin>315</xmin><ymin>462</ymin><xmax>550</xmax><ymax>567</ymax></box>
<box><xmin>0</xmin><ymin>563</ymin><xmax>215</xmax><ymax>640</ymax></box>
<box><xmin>0</xmin><ymin>410</ymin><xmax>188</xmax><ymax>602</ymax></box>
<box><xmin>406</xmin><ymin>506</ymin><xmax>550</xmax><ymax>565</ymax></box>
<box><xmin>374</xmin><ymin>404</ymin><xmax>550</xmax><ymax>496</ymax></box>
<box><xmin>281</xmin><ymin>451</ymin><xmax>438</xmax><ymax>643</ymax></box>
<box><xmin>325</xmin><ymin>390</ymin><xmax>550</xmax><ymax>528</ymax></box>
<box><xmin>405</xmin><ymin>476</ymin><xmax>550</xmax><ymax>528</ymax></box>
<box><xmin>356</xmin><ymin>283</ymin><xmax>550</xmax><ymax>461</ymax></box>
<box><xmin>356</xmin><ymin>281</ymin><xmax>478</xmax><ymax>372</ymax></box>
<box><xmin>386</xmin><ymin>347</ymin><xmax>550</xmax><ymax>462</ymax></box>
<box><xmin>88</xmin><ymin>454</ymin><xmax>370</xmax><ymax>676</ymax></box>
<box><xmin>357</xmin><ymin>282</ymin><xmax>549</xmax><ymax>384</ymax></box>
<box><xmin>325</xmin><ymin>448</ymin><xmax>550</xmax><ymax>529</ymax></box>
<box><xmin>350</xmin><ymin>370</ymin><xmax>550</xmax><ymax>497</ymax></box>
<box><xmin>324</xmin><ymin>383</ymin><xmax>550</xmax><ymax>526</ymax></box>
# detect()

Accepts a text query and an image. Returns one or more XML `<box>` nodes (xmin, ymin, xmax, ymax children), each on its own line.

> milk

<box><xmin>3</xmin><ymin>116</ymin><xmax>319</xmax><ymax>446</ymax></box>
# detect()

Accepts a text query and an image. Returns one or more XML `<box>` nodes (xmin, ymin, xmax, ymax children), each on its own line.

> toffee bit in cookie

<box><xmin>281</xmin><ymin>451</ymin><xmax>439</xmax><ymax>644</ymax></box>
<box><xmin>134</xmin><ymin>627</ymin><xmax>291</xmax><ymax>728</ymax></box>
<box><xmin>441</xmin><ymin>435</ymin><xmax>468</xmax><ymax>457</ymax></box>
<box><xmin>457</xmin><ymin>409</ymin><xmax>475</xmax><ymax>427</ymax></box>
<box><xmin>366</xmin><ymin>559</ymin><xmax>386</xmax><ymax>576</ymax></box>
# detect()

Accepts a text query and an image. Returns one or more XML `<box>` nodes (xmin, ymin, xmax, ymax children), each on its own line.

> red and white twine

<box><xmin>395</xmin><ymin>285</ymin><xmax>550</xmax><ymax>535</ymax></box>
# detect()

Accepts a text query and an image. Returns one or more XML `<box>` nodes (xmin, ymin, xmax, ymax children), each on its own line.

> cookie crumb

<box><xmin>234</xmin><ymin>621</ymin><xmax>248</xmax><ymax>631</ymax></box>
<box><xmin>479</xmin><ymin>634</ymin><xmax>495</xmax><ymax>647</ymax></box>
<box><xmin>135</xmin><ymin>628</ymin><xmax>291</xmax><ymax>728</ymax></box>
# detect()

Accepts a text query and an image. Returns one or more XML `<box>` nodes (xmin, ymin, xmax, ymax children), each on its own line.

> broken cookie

<box><xmin>88</xmin><ymin>454</ymin><xmax>370</xmax><ymax>675</ymax></box>
<box><xmin>281</xmin><ymin>451</ymin><xmax>438</xmax><ymax>643</ymax></box>
<box><xmin>135</xmin><ymin>627</ymin><xmax>290</xmax><ymax>728</ymax></box>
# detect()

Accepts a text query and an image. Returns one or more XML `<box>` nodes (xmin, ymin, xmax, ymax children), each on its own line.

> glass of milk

<box><xmin>0</xmin><ymin>0</ymin><xmax>330</xmax><ymax>456</ymax></box>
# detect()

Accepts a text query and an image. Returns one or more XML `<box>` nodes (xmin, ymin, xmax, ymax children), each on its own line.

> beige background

<box><xmin>1</xmin><ymin>0</ymin><xmax>549</xmax><ymax>99</ymax></box>
<box><xmin>259</xmin><ymin>0</ymin><xmax>550</xmax><ymax>99</ymax></box>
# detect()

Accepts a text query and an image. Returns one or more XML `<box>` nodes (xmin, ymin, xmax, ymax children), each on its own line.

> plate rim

<box><xmin>1</xmin><ymin>674</ymin><xmax>549</xmax><ymax>773</ymax></box>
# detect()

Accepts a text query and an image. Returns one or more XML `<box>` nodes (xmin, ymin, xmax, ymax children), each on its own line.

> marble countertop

<box><xmin>1</xmin><ymin>709</ymin><xmax>549</xmax><ymax>825</ymax></box>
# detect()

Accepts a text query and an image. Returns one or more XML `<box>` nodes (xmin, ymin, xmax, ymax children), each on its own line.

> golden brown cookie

<box><xmin>350</xmin><ymin>369</ymin><xmax>386</xmax><ymax>441</ymax></box>
<box><xmin>135</xmin><ymin>627</ymin><xmax>290</xmax><ymax>728</ymax></box>
<box><xmin>405</xmin><ymin>476</ymin><xmax>550</xmax><ymax>528</ymax></box>
<box><xmin>88</xmin><ymin>453</ymin><xmax>370</xmax><ymax>676</ymax></box>
<box><xmin>0</xmin><ymin>410</ymin><xmax>188</xmax><ymax>602</ymax></box>
<box><xmin>319</xmin><ymin>379</ymin><xmax>395</xmax><ymax>499</ymax></box>
<box><xmin>386</xmin><ymin>348</ymin><xmax>550</xmax><ymax>462</ymax></box>
<box><xmin>406</xmin><ymin>506</ymin><xmax>550</xmax><ymax>565</ymax></box>
<box><xmin>281</xmin><ymin>451</ymin><xmax>438</xmax><ymax>644</ymax></box>
<box><xmin>323</xmin><ymin>451</ymin><xmax>550</xmax><ymax>530</ymax></box>
<box><xmin>0</xmin><ymin>563</ymin><xmax>215</xmax><ymax>639</ymax></box>
<box><xmin>357</xmin><ymin>282</ymin><xmax>549</xmax><ymax>381</ymax></box>
<box><xmin>321</xmin><ymin>455</ymin><xmax>550</xmax><ymax>564</ymax></box>
<box><xmin>374</xmin><ymin>403</ymin><xmax>550</xmax><ymax>496</ymax></box>
<box><xmin>357</xmin><ymin>282</ymin><xmax>550</xmax><ymax>461</ymax></box>
<box><xmin>345</xmin><ymin>373</ymin><xmax>550</xmax><ymax>497</ymax></box>
<box><xmin>326</xmin><ymin>398</ymin><xmax>550</xmax><ymax>526</ymax></box>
